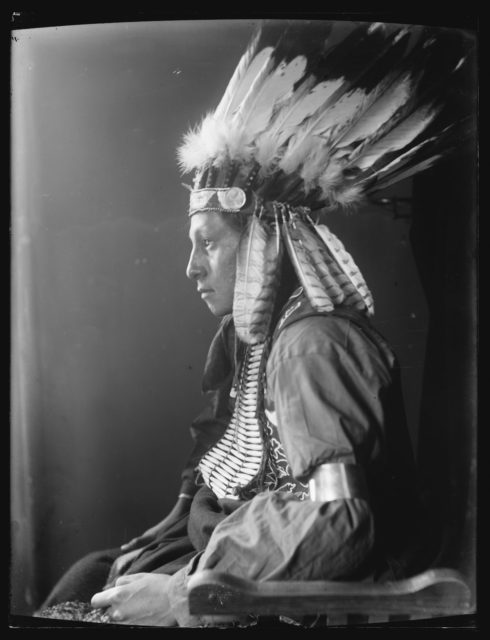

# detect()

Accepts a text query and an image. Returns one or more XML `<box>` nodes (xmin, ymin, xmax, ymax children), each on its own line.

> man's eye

<box><xmin>203</xmin><ymin>239</ymin><xmax>213</xmax><ymax>247</ymax></box>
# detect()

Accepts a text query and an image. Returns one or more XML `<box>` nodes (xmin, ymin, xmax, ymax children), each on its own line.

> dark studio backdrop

<box><xmin>10</xmin><ymin>19</ymin><xmax>477</xmax><ymax>616</ymax></box>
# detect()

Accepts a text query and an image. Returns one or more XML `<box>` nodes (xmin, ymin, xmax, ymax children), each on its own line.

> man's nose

<box><xmin>186</xmin><ymin>249</ymin><xmax>203</xmax><ymax>280</ymax></box>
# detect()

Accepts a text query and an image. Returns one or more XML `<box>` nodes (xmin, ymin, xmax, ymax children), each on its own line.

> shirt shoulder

<box><xmin>268</xmin><ymin>307</ymin><xmax>396</xmax><ymax>383</ymax></box>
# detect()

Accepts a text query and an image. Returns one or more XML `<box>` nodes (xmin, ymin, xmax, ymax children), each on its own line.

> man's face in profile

<box><xmin>186</xmin><ymin>212</ymin><xmax>242</xmax><ymax>317</ymax></box>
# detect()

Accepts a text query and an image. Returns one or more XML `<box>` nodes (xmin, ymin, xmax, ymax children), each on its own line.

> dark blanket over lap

<box><xmin>119</xmin><ymin>485</ymin><xmax>242</xmax><ymax>576</ymax></box>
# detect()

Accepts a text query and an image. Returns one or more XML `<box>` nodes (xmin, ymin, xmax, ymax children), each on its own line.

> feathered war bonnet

<box><xmin>177</xmin><ymin>21</ymin><xmax>474</xmax><ymax>344</ymax></box>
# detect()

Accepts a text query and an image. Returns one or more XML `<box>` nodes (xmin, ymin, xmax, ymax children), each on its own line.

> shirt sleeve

<box><xmin>166</xmin><ymin>493</ymin><xmax>375</xmax><ymax>627</ymax></box>
<box><xmin>265</xmin><ymin>313</ymin><xmax>395</xmax><ymax>480</ymax></box>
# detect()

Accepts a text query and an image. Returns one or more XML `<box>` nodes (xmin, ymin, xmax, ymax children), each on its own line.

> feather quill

<box><xmin>254</xmin><ymin>25</ymin><xmax>402</xmax><ymax>174</ymax></box>
<box><xmin>277</xmin><ymin>25</ymin><xmax>410</xmax><ymax>179</ymax></box>
<box><xmin>233</xmin><ymin>215</ymin><xmax>283</xmax><ymax>344</ymax></box>
<box><xmin>233</xmin><ymin>55</ymin><xmax>308</xmax><ymax>143</ymax></box>
<box><xmin>368</xmin><ymin>117</ymin><xmax>474</xmax><ymax>193</ymax></box>
<box><xmin>282</xmin><ymin>215</ymin><xmax>334</xmax><ymax>313</ymax></box>
<box><xmin>361</xmin><ymin>132</ymin><xmax>439</xmax><ymax>186</ymax></box>
<box><xmin>213</xmin><ymin>28</ymin><xmax>264</xmax><ymax>120</ymax></box>
<box><xmin>312</xmin><ymin>222</ymin><xmax>374</xmax><ymax>315</ymax></box>
<box><xmin>369</xmin><ymin>154</ymin><xmax>442</xmax><ymax>193</ymax></box>
<box><xmin>340</xmin><ymin>38</ymin><xmax>473</xmax><ymax>182</ymax></box>
<box><xmin>295</xmin><ymin>217</ymin><xmax>370</xmax><ymax>311</ymax></box>
<box><xmin>332</xmin><ymin>32</ymin><xmax>432</xmax><ymax>162</ymax></box>
<box><xmin>353</xmin><ymin>103</ymin><xmax>439</xmax><ymax>172</ymax></box>
<box><xmin>254</xmin><ymin>74</ymin><xmax>321</xmax><ymax>172</ymax></box>
<box><xmin>337</xmin><ymin>71</ymin><xmax>414</xmax><ymax>150</ymax></box>
<box><xmin>293</xmin><ymin>218</ymin><xmax>345</xmax><ymax>304</ymax></box>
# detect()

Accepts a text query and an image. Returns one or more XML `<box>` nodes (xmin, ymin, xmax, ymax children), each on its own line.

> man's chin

<box><xmin>203</xmin><ymin>300</ymin><xmax>231</xmax><ymax>318</ymax></box>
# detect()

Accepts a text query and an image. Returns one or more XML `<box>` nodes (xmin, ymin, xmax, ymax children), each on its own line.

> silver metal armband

<box><xmin>308</xmin><ymin>463</ymin><xmax>369</xmax><ymax>502</ymax></box>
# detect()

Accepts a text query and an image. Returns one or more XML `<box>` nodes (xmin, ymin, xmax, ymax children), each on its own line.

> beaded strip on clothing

<box><xmin>197</xmin><ymin>334</ymin><xmax>309</xmax><ymax>501</ymax></box>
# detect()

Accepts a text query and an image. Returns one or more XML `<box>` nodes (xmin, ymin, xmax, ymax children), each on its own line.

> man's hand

<box><xmin>91</xmin><ymin>573</ymin><xmax>177</xmax><ymax>626</ymax></box>
<box><xmin>120</xmin><ymin>497</ymin><xmax>192</xmax><ymax>553</ymax></box>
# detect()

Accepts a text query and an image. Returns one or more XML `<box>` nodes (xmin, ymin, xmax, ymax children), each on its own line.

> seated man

<box><xmin>37</xmin><ymin>21</ymin><xmax>450</xmax><ymax>627</ymax></box>
<box><xmin>39</xmin><ymin>208</ymin><xmax>426</xmax><ymax>627</ymax></box>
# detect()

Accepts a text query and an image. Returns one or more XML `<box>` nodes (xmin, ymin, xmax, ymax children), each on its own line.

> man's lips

<box><xmin>198</xmin><ymin>288</ymin><xmax>214</xmax><ymax>297</ymax></box>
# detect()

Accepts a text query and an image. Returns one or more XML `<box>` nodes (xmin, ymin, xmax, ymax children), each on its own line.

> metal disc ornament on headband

<box><xmin>189</xmin><ymin>187</ymin><xmax>247</xmax><ymax>215</ymax></box>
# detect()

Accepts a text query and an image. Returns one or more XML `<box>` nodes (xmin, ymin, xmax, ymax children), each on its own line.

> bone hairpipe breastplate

<box><xmin>198</xmin><ymin>343</ymin><xmax>266</xmax><ymax>499</ymax></box>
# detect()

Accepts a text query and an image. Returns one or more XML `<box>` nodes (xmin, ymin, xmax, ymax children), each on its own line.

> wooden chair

<box><xmin>186</xmin><ymin>159</ymin><xmax>477</xmax><ymax>627</ymax></box>
<box><xmin>188</xmin><ymin>567</ymin><xmax>473</xmax><ymax>624</ymax></box>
